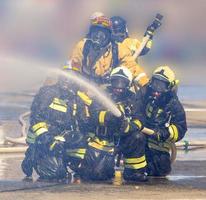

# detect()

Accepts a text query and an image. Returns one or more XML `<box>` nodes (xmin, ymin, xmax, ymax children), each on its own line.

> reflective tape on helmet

<box><xmin>77</xmin><ymin>91</ymin><xmax>92</xmax><ymax>106</ymax></box>
<box><xmin>49</xmin><ymin>98</ymin><xmax>67</xmax><ymax>113</ymax></box>
<box><xmin>99</xmin><ymin>111</ymin><xmax>107</xmax><ymax>125</ymax></box>
<box><xmin>124</xmin><ymin>155</ymin><xmax>147</xmax><ymax>169</ymax></box>
<box><xmin>91</xmin><ymin>16</ymin><xmax>112</xmax><ymax>28</ymax></box>
<box><xmin>168</xmin><ymin>124</ymin><xmax>179</xmax><ymax>142</ymax></box>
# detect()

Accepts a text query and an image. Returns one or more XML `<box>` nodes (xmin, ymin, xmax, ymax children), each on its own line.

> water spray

<box><xmin>52</xmin><ymin>69</ymin><xmax>122</xmax><ymax>117</ymax></box>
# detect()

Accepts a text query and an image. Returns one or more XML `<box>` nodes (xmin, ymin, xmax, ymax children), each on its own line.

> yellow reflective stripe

<box><xmin>32</xmin><ymin>122</ymin><xmax>48</xmax><ymax>136</ymax></box>
<box><xmin>168</xmin><ymin>124</ymin><xmax>179</xmax><ymax>142</ymax></box>
<box><xmin>148</xmin><ymin>142</ymin><xmax>169</xmax><ymax>153</ymax></box>
<box><xmin>124</xmin><ymin>155</ymin><xmax>146</xmax><ymax>164</ymax></box>
<box><xmin>26</xmin><ymin>136</ymin><xmax>35</xmax><ymax>143</ymax></box>
<box><xmin>88</xmin><ymin>141</ymin><xmax>114</xmax><ymax>152</ymax></box>
<box><xmin>85</xmin><ymin>106</ymin><xmax>90</xmax><ymax>117</ymax></box>
<box><xmin>67</xmin><ymin>148</ymin><xmax>86</xmax><ymax>154</ymax></box>
<box><xmin>117</xmin><ymin>104</ymin><xmax>124</xmax><ymax>114</ymax></box>
<box><xmin>125</xmin><ymin>161</ymin><xmax>147</xmax><ymax>169</ymax></box>
<box><xmin>88</xmin><ymin>138</ymin><xmax>114</xmax><ymax>152</ymax></box>
<box><xmin>93</xmin><ymin>137</ymin><xmax>113</xmax><ymax>146</ymax></box>
<box><xmin>54</xmin><ymin>135</ymin><xmax>65</xmax><ymax>142</ymax></box>
<box><xmin>133</xmin><ymin>119</ymin><xmax>142</xmax><ymax>129</ymax></box>
<box><xmin>146</xmin><ymin>39</ymin><xmax>153</xmax><ymax>49</ymax></box>
<box><xmin>67</xmin><ymin>153</ymin><xmax>85</xmax><ymax>159</ymax></box>
<box><xmin>50</xmin><ymin>141</ymin><xmax>57</xmax><ymax>151</ymax></box>
<box><xmin>36</xmin><ymin>128</ymin><xmax>48</xmax><ymax>136</ymax></box>
<box><xmin>73</xmin><ymin>103</ymin><xmax>77</xmax><ymax>116</ymax></box>
<box><xmin>66</xmin><ymin>148</ymin><xmax>86</xmax><ymax>159</ymax></box>
<box><xmin>99</xmin><ymin>111</ymin><xmax>106</xmax><ymax>125</ymax></box>
<box><xmin>63</xmin><ymin>65</ymin><xmax>80</xmax><ymax>72</ymax></box>
<box><xmin>49</xmin><ymin>98</ymin><xmax>67</xmax><ymax>112</ymax></box>
<box><xmin>77</xmin><ymin>91</ymin><xmax>92</xmax><ymax>106</ymax></box>
<box><xmin>26</xmin><ymin>133</ymin><xmax>36</xmax><ymax>143</ymax></box>
<box><xmin>124</xmin><ymin>124</ymin><xmax>130</xmax><ymax>133</ymax></box>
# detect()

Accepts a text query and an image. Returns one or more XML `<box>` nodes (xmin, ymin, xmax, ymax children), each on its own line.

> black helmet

<box><xmin>110</xmin><ymin>16</ymin><xmax>128</xmax><ymax>42</ymax></box>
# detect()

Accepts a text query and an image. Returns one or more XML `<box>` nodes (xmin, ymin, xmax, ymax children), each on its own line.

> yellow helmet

<box><xmin>152</xmin><ymin>66</ymin><xmax>179</xmax><ymax>91</ymax></box>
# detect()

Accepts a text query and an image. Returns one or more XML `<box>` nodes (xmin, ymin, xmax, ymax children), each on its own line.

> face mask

<box><xmin>90</xmin><ymin>27</ymin><xmax>111</xmax><ymax>49</ymax></box>
<box><xmin>150</xmin><ymin>77</ymin><xmax>170</xmax><ymax>93</ymax></box>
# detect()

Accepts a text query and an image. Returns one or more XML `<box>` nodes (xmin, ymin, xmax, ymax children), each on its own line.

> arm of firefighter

<box><xmin>64</xmin><ymin>39</ymin><xmax>85</xmax><ymax>72</ymax></box>
<box><xmin>119</xmin><ymin>49</ymin><xmax>149</xmax><ymax>87</ymax></box>
<box><xmin>130</xmin><ymin>37</ymin><xmax>152</xmax><ymax>57</ymax></box>
<box><xmin>120</xmin><ymin>118</ymin><xmax>143</xmax><ymax>135</ymax></box>
<box><xmin>139</xmin><ymin>38</ymin><xmax>153</xmax><ymax>56</ymax></box>
<box><xmin>49</xmin><ymin>135</ymin><xmax>65</xmax><ymax>152</ymax></box>
<box><xmin>166</xmin><ymin>100</ymin><xmax>187</xmax><ymax>142</ymax></box>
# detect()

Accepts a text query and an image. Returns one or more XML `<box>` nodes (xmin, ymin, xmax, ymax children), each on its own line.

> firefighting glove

<box><xmin>144</xmin><ymin>17</ymin><xmax>162</xmax><ymax>38</ymax></box>
<box><xmin>49</xmin><ymin>135</ymin><xmax>65</xmax><ymax>154</ymax></box>
<box><xmin>36</xmin><ymin>133</ymin><xmax>53</xmax><ymax>145</ymax></box>
<box><xmin>150</xmin><ymin>128</ymin><xmax>170</xmax><ymax>142</ymax></box>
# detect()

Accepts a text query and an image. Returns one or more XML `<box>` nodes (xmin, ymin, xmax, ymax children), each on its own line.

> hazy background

<box><xmin>0</xmin><ymin>0</ymin><xmax>206</xmax><ymax>92</ymax></box>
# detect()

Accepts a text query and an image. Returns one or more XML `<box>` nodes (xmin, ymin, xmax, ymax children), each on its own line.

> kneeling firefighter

<box><xmin>135</xmin><ymin>66</ymin><xmax>187</xmax><ymax>176</ymax></box>
<box><xmin>21</xmin><ymin>76</ymin><xmax>92</xmax><ymax>180</ymax></box>
<box><xmin>80</xmin><ymin>66</ymin><xmax>147</xmax><ymax>182</ymax></box>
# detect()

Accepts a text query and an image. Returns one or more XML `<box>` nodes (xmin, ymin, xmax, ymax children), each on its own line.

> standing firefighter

<box><xmin>80</xmin><ymin>66</ymin><xmax>147</xmax><ymax>182</ymax></box>
<box><xmin>21</xmin><ymin>76</ymin><xmax>91</xmax><ymax>180</ymax></box>
<box><xmin>110</xmin><ymin>14</ymin><xmax>162</xmax><ymax>85</ymax></box>
<box><xmin>135</xmin><ymin>66</ymin><xmax>187</xmax><ymax>176</ymax></box>
<box><xmin>64</xmin><ymin>16</ymin><xmax>148</xmax><ymax>87</ymax></box>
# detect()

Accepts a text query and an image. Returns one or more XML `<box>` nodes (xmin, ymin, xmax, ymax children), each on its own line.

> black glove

<box><xmin>49</xmin><ymin>135</ymin><xmax>65</xmax><ymax>154</ymax></box>
<box><xmin>104</xmin><ymin>111</ymin><xmax>123</xmax><ymax>126</ymax></box>
<box><xmin>144</xmin><ymin>14</ymin><xmax>163</xmax><ymax>38</ymax></box>
<box><xmin>36</xmin><ymin>133</ymin><xmax>53</xmax><ymax>145</ymax></box>
<box><xmin>150</xmin><ymin>128</ymin><xmax>170</xmax><ymax>142</ymax></box>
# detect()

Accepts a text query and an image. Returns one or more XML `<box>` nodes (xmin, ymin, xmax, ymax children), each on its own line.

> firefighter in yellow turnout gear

<box><xmin>135</xmin><ymin>66</ymin><xmax>187</xmax><ymax>176</ymax></box>
<box><xmin>79</xmin><ymin>66</ymin><xmax>147</xmax><ymax>182</ymax></box>
<box><xmin>21</xmin><ymin>76</ymin><xmax>92</xmax><ymax>180</ymax></box>
<box><xmin>64</xmin><ymin>16</ymin><xmax>148</xmax><ymax>86</ymax></box>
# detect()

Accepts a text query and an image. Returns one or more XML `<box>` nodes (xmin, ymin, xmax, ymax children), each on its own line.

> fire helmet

<box><xmin>110</xmin><ymin>66</ymin><xmax>133</xmax><ymax>89</ymax></box>
<box><xmin>110</xmin><ymin>16</ymin><xmax>128</xmax><ymax>42</ymax></box>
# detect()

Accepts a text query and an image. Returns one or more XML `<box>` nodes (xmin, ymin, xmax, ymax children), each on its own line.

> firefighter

<box><xmin>80</xmin><ymin>66</ymin><xmax>147</xmax><ymax>182</ymax></box>
<box><xmin>63</xmin><ymin>15</ymin><xmax>148</xmax><ymax>87</ymax></box>
<box><xmin>135</xmin><ymin>66</ymin><xmax>187</xmax><ymax>176</ymax></box>
<box><xmin>21</xmin><ymin>75</ymin><xmax>91</xmax><ymax>180</ymax></box>
<box><xmin>110</xmin><ymin>15</ymin><xmax>161</xmax><ymax>55</ymax></box>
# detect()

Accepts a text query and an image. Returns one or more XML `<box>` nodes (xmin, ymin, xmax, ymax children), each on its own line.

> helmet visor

<box><xmin>111</xmin><ymin>77</ymin><xmax>129</xmax><ymax>89</ymax></box>
<box><xmin>150</xmin><ymin>77</ymin><xmax>170</xmax><ymax>93</ymax></box>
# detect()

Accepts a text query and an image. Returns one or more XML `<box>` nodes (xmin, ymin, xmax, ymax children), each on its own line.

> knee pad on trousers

<box><xmin>120</xmin><ymin>132</ymin><xmax>146</xmax><ymax>156</ymax></box>
<box><xmin>147</xmin><ymin>153</ymin><xmax>171</xmax><ymax>176</ymax></box>
<box><xmin>34</xmin><ymin>154</ymin><xmax>68</xmax><ymax>180</ymax></box>
<box><xmin>80</xmin><ymin>147</ymin><xmax>115</xmax><ymax>181</ymax></box>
